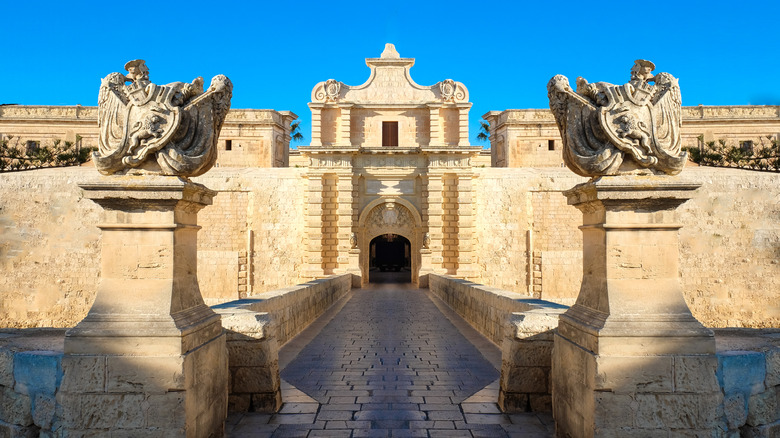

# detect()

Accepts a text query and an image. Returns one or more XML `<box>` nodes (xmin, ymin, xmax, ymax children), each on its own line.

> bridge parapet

<box><xmin>427</xmin><ymin>273</ymin><xmax>568</xmax><ymax>413</ymax></box>
<box><xmin>212</xmin><ymin>273</ymin><xmax>353</xmax><ymax>412</ymax></box>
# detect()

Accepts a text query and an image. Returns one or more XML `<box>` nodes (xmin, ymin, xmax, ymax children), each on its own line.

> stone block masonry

<box><xmin>427</xmin><ymin>274</ymin><xmax>568</xmax><ymax>413</ymax></box>
<box><xmin>212</xmin><ymin>274</ymin><xmax>352</xmax><ymax>412</ymax></box>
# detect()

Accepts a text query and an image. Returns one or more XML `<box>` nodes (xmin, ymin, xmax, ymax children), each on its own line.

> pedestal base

<box><xmin>58</xmin><ymin>175</ymin><xmax>228</xmax><ymax>437</ymax></box>
<box><xmin>551</xmin><ymin>175</ymin><xmax>724</xmax><ymax>437</ymax></box>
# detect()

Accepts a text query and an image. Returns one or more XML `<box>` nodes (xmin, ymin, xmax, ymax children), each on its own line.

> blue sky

<box><xmin>2</xmin><ymin>1</ymin><xmax>778</xmax><ymax>146</ymax></box>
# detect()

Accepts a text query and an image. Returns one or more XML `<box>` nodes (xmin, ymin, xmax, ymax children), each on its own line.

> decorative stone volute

<box><xmin>309</xmin><ymin>44</ymin><xmax>469</xmax><ymax>105</ymax></box>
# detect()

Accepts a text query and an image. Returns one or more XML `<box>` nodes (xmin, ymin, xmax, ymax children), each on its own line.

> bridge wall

<box><xmin>212</xmin><ymin>274</ymin><xmax>352</xmax><ymax>412</ymax></box>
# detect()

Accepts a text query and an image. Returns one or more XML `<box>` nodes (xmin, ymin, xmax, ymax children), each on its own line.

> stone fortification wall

<box><xmin>0</xmin><ymin>166</ymin><xmax>306</xmax><ymax>328</ymax></box>
<box><xmin>473</xmin><ymin>166</ymin><xmax>780</xmax><ymax>328</ymax></box>
<box><xmin>0</xmin><ymin>168</ymin><xmax>101</xmax><ymax>328</ymax></box>
<box><xmin>194</xmin><ymin>168</ymin><xmax>307</xmax><ymax>302</ymax></box>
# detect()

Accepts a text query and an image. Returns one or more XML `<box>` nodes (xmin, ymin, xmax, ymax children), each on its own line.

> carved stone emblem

<box><xmin>440</xmin><ymin>79</ymin><xmax>456</xmax><ymax>101</ymax></box>
<box><xmin>422</xmin><ymin>232</ymin><xmax>430</xmax><ymax>249</ymax></box>
<box><xmin>548</xmin><ymin>60</ymin><xmax>686</xmax><ymax>176</ymax></box>
<box><xmin>382</xmin><ymin>202</ymin><xmax>399</xmax><ymax>225</ymax></box>
<box><xmin>94</xmin><ymin>60</ymin><xmax>232</xmax><ymax>176</ymax></box>
<box><xmin>350</xmin><ymin>232</ymin><xmax>358</xmax><ymax>249</ymax></box>
<box><xmin>325</xmin><ymin>79</ymin><xmax>341</xmax><ymax>102</ymax></box>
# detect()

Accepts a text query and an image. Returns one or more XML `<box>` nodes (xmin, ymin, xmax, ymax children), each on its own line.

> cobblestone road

<box><xmin>227</xmin><ymin>280</ymin><xmax>554</xmax><ymax>437</ymax></box>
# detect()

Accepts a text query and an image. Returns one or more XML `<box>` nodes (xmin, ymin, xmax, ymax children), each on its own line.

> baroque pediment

<box><xmin>310</xmin><ymin>44</ymin><xmax>468</xmax><ymax>105</ymax></box>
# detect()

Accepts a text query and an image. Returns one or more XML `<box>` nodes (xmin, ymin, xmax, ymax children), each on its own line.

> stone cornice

<box><xmin>0</xmin><ymin>105</ymin><xmax>296</xmax><ymax>127</ymax></box>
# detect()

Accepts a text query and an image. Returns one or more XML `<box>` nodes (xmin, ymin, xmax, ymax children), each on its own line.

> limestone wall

<box><xmin>0</xmin><ymin>168</ymin><xmax>101</xmax><ymax>328</ymax></box>
<box><xmin>473</xmin><ymin>166</ymin><xmax>780</xmax><ymax>328</ymax></box>
<box><xmin>427</xmin><ymin>274</ymin><xmax>568</xmax><ymax>412</ymax></box>
<box><xmin>194</xmin><ymin>168</ymin><xmax>307</xmax><ymax>302</ymax></box>
<box><xmin>0</xmin><ymin>167</ymin><xmax>307</xmax><ymax>328</ymax></box>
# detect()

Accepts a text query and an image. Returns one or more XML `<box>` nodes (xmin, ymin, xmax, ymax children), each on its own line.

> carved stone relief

<box><xmin>94</xmin><ymin>59</ymin><xmax>232</xmax><ymax>176</ymax></box>
<box><xmin>365</xmin><ymin>201</ymin><xmax>416</xmax><ymax>239</ymax></box>
<box><xmin>548</xmin><ymin>60</ymin><xmax>686</xmax><ymax>176</ymax></box>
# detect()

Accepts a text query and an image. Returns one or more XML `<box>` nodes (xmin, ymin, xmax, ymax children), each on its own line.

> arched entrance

<box><xmin>357</xmin><ymin>198</ymin><xmax>422</xmax><ymax>286</ymax></box>
<box><xmin>369</xmin><ymin>234</ymin><xmax>411</xmax><ymax>283</ymax></box>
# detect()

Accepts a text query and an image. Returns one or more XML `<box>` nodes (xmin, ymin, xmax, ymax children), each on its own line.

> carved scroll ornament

<box><xmin>548</xmin><ymin>60</ymin><xmax>687</xmax><ymax>177</ymax></box>
<box><xmin>94</xmin><ymin>60</ymin><xmax>232</xmax><ymax>177</ymax></box>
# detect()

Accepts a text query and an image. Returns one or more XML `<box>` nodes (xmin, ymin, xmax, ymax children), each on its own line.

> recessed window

<box><xmin>25</xmin><ymin>141</ymin><xmax>39</xmax><ymax>154</ymax></box>
<box><xmin>382</xmin><ymin>121</ymin><xmax>398</xmax><ymax>147</ymax></box>
<box><xmin>548</xmin><ymin>140</ymin><xmax>555</xmax><ymax>151</ymax></box>
<box><xmin>225</xmin><ymin>139</ymin><xmax>232</xmax><ymax>151</ymax></box>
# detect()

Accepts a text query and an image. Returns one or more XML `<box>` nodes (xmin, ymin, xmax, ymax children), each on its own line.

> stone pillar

<box><xmin>59</xmin><ymin>175</ymin><xmax>228</xmax><ymax>438</ymax></box>
<box><xmin>551</xmin><ymin>175</ymin><xmax>723</xmax><ymax>437</ymax></box>
<box><xmin>335</xmin><ymin>170</ymin><xmax>353</xmax><ymax>273</ymax></box>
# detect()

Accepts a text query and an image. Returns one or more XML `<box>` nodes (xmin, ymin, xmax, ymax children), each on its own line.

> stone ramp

<box><xmin>226</xmin><ymin>282</ymin><xmax>554</xmax><ymax>437</ymax></box>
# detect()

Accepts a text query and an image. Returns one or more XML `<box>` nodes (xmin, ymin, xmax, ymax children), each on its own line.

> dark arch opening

<box><xmin>369</xmin><ymin>234</ymin><xmax>411</xmax><ymax>283</ymax></box>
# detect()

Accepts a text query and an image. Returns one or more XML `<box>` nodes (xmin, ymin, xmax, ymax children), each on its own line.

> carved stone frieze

<box><xmin>365</xmin><ymin>201</ymin><xmax>415</xmax><ymax>238</ymax></box>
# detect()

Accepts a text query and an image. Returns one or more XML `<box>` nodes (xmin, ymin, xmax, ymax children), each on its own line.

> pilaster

<box><xmin>309</xmin><ymin>105</ymin><xmax>322</xmax><ymax>147</ymax></box>
<box><xmin>425</xmin><ymin>171</ymin><xmax>445</xmax><ymax>273</ymax></box>
<box><xmin>338</xmin><ymin>104</ymin><xmax>352</xmax><ymax>147</ymax></box>
<box><xmin>303</xmin><ymin>173</ymin><xmax>325</xmax><ymax>279</ymax></box>
<box><xmin>428</xmin><ymin>105</ymin><xmax>443</xmax><ymax>146</ymax></box>
<box><xmin>457</xmin><ymin>104</ymin><xmax>470</xmax><ymax>147</ymax></box>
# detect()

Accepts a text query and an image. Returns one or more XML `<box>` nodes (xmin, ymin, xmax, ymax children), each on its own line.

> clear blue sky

<box><xmin>2</xmin><ymin>1</ymin><xmax>778</xmax><ymax>146</ymax></box>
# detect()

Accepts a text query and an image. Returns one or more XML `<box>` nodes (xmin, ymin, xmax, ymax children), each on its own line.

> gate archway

<box><xmin>369</xmin><ymin>234</ymin><xmax>411</xmax><ymax>283</ymax></box>
<box><xmin>357</xmin><ymin>198</ymin><xmax>421</xmax><ymax>286</ymax></box>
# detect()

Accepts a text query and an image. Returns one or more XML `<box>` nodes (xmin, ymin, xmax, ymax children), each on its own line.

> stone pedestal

<box><xmin>552</xmin><ymin>175</ymin><xmax>723</xmax><ymax>437</ymax></box>
<box><xmin>58</xmin><ymin>175</ymin><xmax>228</xmax><ymax>437</ymax></box>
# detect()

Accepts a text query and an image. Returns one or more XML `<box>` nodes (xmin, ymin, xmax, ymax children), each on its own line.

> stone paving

<box><xmin>226</xmin><ymin>279</ymin><xmax>554</xmax><ymax>437</ymax></box>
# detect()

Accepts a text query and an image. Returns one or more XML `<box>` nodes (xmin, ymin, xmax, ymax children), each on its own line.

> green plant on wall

<box><xmin>0</xmin><ymin>135</ymin><xmax>96</xmax><ymax>172</ymax></box>
<box><xmin>683</xmin><ymin>135</ymin><xmax>779</xmax><ymax>172</ymax></box>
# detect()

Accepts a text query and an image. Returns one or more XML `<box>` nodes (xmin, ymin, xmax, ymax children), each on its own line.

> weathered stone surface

<box><xmin>144</xmin><ymin>393</ymin><xmax>185</xmax><ymax>429</ymax></box>
<box><xmin>675</xmin><ymin>356</ymin><xmax>720</xmax><ymax>392</ymax></box>
<box><xmin>746</xmin><ymin>386</ymin><xmax>780</xmax><ymax>427</ymax></box>
<box><xmin>548</xmin><ymin>60</ymin><xmax>686</xmax><ymax>176</ymax></box>
<box><xmin>766</xmin><ymin>349</ymin><xmax>780</xmax><ymax>388</ymax></box>
<box><xmin>595</xmin><ymin>356</ymin><xmax>673</xmax><ymax>393</ymax></box>
<box><xmin>58</xmin><ymin>356</ymin><xmax>104</xmax><ymax>393</ymax></box>
<box><xmin>94</xmin><ymin>60</ymin><xmax>232</xmax><ymax>177</ymax></box>
<box><xmin>0</xmin><ymin>351</ymin><xmax>12</xmax><ymax>389</ymax></box>
<box><xmin>79</xmin><ymin>394</ymin><xmax>145</xmax><ymax>429</ymax></box>
<box><xmin>0</xmin><ymin>419</ymin><xmax>38</xmax><ymax>438</ymax></box>
<box><xmin>31</xmin><ymin>393</ymin><xmax>54</xmax><ymax>430</ymax></box>
<box><xmin>724</xmin><ymin>392</ymin><xmax>748</xmax><ymax>429</ymax></box>
<box><xmin>105</xmin><ymin>356</ymin><xmax>185</xmax><ymax>393</ymax></box>
<box><xmin>741</xmin><ymin>419</ymin><xmax>780</xmax><ymax>438</ymax></box>
<box><xmin>634</xmin><ymin>393</ymin><xmax>723</xmax><ymax>430</ymax></box>
<box><xmin>0</xmin><ymin>386</ymin><xmax>32</xmax><ymax>426</ymax></box>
